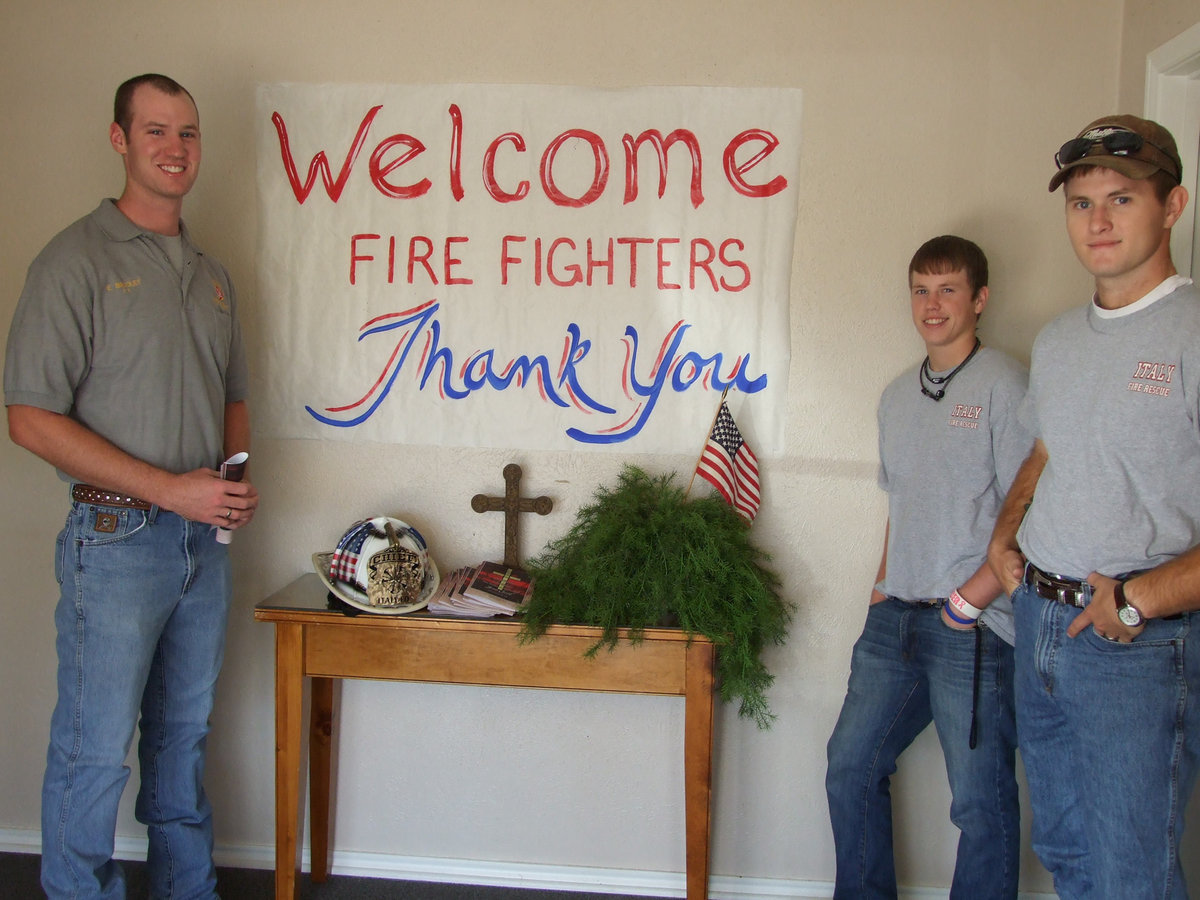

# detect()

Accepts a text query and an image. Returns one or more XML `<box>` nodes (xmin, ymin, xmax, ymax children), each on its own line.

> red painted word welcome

<box><xmin>271</xmin><ymin>104</ymin><xmax>788</xmax><ymax>209</ymax></box>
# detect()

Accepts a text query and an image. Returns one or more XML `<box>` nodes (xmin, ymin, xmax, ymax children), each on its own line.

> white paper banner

<box><xmin>255</xmin><ymin>83</ymin><xmax>800</xmax><ymax>453</ymax></box>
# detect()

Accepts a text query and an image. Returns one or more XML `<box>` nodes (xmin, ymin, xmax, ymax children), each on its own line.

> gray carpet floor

<box><xmin>0</xmin><ymin>853</ymin><xmax>654</xmax><ymax>899</ymax></box>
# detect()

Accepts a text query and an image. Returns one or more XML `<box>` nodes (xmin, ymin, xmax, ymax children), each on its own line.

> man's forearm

<box><xmin>870</xmin><ymin>521</ymin><xmax>889</xmax><ymax>604</ymax></box>
<box><xmin>6</xmin><ymin>403</ymin><xmax>251</xmax><ymax>526</ymax></box>
<box><xmin>987</xmin><ymin>439</ymin><xmax>1047</xmax><ymax>589</ymax></box>
<box><xmin>223</xmin><ymin>400</ymin><xmax>251</xmax><ymax>466</ymax></box>
<box><xmin>7</xmin><ymin>404</ymin><xmax>177</xmax><ymax>502</ymax></box>
<box><xmin>958</xmin><ymin>562</ymin><xmax>1005</xmax><ymax>608</ymax></box>
<box><xmin>1122</xmin><ymin>546</ymin><xmax>1200</xmax><ymax>619</ymax></box>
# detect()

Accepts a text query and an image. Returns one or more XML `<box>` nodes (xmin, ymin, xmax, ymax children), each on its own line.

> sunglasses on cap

<box><xmin>1054</xmin><ymin>128</ymin><xmax>1180</xmax><ymax>181</ymax></box>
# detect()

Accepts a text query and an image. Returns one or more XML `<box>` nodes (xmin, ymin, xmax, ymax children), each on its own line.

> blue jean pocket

<box><xmin>73</xmin><ymin>504</ymin><xmax>150</xmax><ymax>547</ymax></box>
<box><xmin>1080</xmin><ymin>618</ymin><xmax>1184</xmax><ymax>652</ymax></box>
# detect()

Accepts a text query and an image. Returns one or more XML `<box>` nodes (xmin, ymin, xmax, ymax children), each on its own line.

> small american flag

<box><xmin>330</xmin><ymin>519</ymin><xmax>376</xmax><ymax>582</ymax></box>
<box><xmin>695</xmin><ymin>401</ymin><xmax>760</xmax><ymax>522</ymax></box>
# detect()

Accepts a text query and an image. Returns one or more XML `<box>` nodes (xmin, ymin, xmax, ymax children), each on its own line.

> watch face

<box><xmin>1118</xmin><ymin>604</ymin><xmax>1143</xmax><ymax>627</ymax></box>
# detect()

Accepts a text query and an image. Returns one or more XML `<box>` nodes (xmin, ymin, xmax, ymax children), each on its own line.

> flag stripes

<box><xmin>695</xmin><ymin>401</ymin><xmax>760</xmax><ymax>522</ymax></box>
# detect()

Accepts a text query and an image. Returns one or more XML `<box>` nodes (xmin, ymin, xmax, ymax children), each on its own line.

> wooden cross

<box><xmin>471</xmin><ymin>464</ymin><xmax>553</xmax><ymax>567</ymax></box>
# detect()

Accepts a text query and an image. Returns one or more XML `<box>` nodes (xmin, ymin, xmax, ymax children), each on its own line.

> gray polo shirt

<box><xmin>4</xmin><ymin>199</ymin><xmax>247</xmax><ymax>476</ymax></box>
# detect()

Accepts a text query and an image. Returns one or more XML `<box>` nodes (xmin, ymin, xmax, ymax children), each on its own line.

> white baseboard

<box><xmin>0</xmin><ymin>828</ymin><xmax>1054</xmax><ymax>899</ymax></box>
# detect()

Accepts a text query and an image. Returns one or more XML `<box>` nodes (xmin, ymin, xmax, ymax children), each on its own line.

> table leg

<box><xmin>684</xmin><ymin>640</ymin><xmax>715</xmax><ymax>900</ymax></box>
<box><xmin>274</xmin><ymin>623</ymin><xmax>304</xmax><ymax>900</ymax></box>
<box><xmin>309</xmin><ymin>676</ymin><xmax>335</xmax><ymax>881</ymax></box>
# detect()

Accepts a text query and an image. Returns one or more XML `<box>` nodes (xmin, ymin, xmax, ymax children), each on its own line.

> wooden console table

<box><xmin>254</xmin><ymin>573</ymin><xmax>716</xmax><ymax>899</ymax></box>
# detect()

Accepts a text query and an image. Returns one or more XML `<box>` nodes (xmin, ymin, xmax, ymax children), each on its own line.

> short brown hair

<box><xmin>908</xmin><ymin>235</ymin><xmax>989</xmax><ymax>297</ymax></box>
<box><xmin>113</xmin><ymin>74</ymin><xmax>195</xmax><ymax>136</ymax></box>
<box><xmin>1063</xmin><ymin>164</ymin><xmax>1179</xmax><ymax>204</ymax></box>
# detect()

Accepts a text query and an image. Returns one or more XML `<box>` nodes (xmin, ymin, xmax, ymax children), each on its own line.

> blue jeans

<box><xmin>1013</xmin><ymin>582</ymin><xmax>1200</xmax><ymax>899</ymax></box>
<box><xmin>826</xmin><ymin>598</ymin><xmax>1020</xmax><ymax>899</ymax></box>
<box><xmin>41</xmin><ymin>501</ymin><xmax>232</xmax><ymax>900</ymax></box>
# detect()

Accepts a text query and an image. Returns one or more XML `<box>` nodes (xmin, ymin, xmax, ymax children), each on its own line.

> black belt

<box><xmin>71</xmin><ymin>484</ymin><xmax>152</xmax><ymax>511</ymax></box>
<box><xmin>894</xmin><ymin>596</ymin><xmax>944</xmax><ymax>609</ymax></box>
<box><xmin>1024</xmin><ymin>564</ymin><xmax>1087</xmax><ymax>608</ymax></box>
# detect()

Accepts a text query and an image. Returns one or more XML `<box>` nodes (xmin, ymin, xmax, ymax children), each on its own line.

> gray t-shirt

<box><xmin>1017</xmin><ymin>278</ymin><xmax>1200</xmax><ymax>578</ymax></box>
<box><xmin>4</xmin><ymin>199</ymin><xmax>247</xmax><ymax>477</ymax></box>
<box><xmin>877</xmin><ymin>346</ymin><xmax>1032</xmax><ymax>644</ymax></box>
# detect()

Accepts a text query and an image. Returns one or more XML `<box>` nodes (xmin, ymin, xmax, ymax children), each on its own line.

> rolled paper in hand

<box><xmin>216</xmin><ymin>451</ymin><xmax>249</xmax><ymax>544</ymax></box>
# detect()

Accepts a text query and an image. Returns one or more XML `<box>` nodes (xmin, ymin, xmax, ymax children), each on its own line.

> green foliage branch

<box><xmin>519</xmin><ymin>465</ymin><xmax>792</xmax><ymax>728</ymax></box>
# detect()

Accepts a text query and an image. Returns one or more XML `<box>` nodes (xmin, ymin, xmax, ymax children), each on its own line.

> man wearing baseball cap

<box><xmin>989</xmin><ymin>115</ymin><xmax>1196</xmax><ymax>898</ymax></box>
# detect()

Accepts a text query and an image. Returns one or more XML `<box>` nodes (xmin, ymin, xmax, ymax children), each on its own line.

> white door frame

<box><xmin>1145</xmin><ymin>20</ymin><xmax>1200</xmax><ymax>276</ymax></box>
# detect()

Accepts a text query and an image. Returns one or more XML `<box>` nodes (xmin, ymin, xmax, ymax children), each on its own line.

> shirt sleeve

<box><xmin>3</xmin><ymin>246</ymin><xmax>94</xmax><ymax>414</ymax></box>
<box><xmin>991</xmin><ymin>362</ymin><xmax>1034</xmax><ymax>491</ymax></box>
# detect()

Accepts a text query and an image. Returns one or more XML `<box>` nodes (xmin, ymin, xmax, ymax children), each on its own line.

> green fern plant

<box><xmin>519</xmin><ymin>465</ymin><xmax>792</xmax><ymax>728</ymax></box>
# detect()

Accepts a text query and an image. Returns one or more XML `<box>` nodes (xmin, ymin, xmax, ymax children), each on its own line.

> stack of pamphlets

<box><xmin>427</xmin><ymin>561</ymin><xmax>534</xmax><ymax>617</ymax></box>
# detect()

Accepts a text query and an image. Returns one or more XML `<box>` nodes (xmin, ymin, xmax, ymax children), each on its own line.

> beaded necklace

<box><xmin>918</xmin><ymin>338</ymin><xmax>981</xmax><ymax>401</ymax></box>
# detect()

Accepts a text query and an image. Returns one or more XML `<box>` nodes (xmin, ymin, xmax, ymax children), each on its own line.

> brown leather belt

<box><xmin>1025</xmin><ymin>563</ymin><xmax>1087</xmax><ymax>608</ymax></box>
<box><xmin>71</xmin><ymin>484</ymin><xmax>152</xmax><ymax>511</ymax></box>
<box><xmin>1024</xmin><ymin>562</ymin><xmax>1182</xmax><ymax>620</ymax></box>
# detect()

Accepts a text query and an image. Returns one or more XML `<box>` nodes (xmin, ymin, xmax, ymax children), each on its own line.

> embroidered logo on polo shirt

<box><xmin>1128</xmin><ymin>360</ymin><xmax>1174</xmax><ymax>397</ymax></box>
<box><xmin>949</xmin><ymin>403</ymin><xmax>982</xmax><ymax>430</ymax></box>
<box><xmin>105</xmin><ymin>278</ymin><xmax>141</xmax><ymax>294</ymax></box>
<box><xmin>212</xmin><ymin>281</ymin><xmax>229</xmax><ymax>312</ymax></box>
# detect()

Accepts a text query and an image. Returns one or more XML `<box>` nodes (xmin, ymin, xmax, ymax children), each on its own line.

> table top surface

<box><xmin>256</xmin><ymin>572</ymin><xmax>710</xmax><ymax>645</ymax></box>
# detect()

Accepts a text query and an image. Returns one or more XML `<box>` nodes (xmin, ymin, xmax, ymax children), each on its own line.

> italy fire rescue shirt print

<box><xmin>255</xmin><ymin>83</ymin><xmax>801</xmax><ymax>452</ymax></box>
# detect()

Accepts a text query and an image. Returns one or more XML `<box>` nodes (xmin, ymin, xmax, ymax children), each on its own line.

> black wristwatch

<box><xmin>1115</xmin><ymin>579</ymin><xmax>1145</xmax><ymax>628</ymax></box>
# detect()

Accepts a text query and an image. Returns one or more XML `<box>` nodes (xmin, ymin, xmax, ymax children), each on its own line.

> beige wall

<box><xmin>1120</xmin><ymin>0</ymin><xmax>1200</xmax><ymax>108</ymax></box>
<box><xmin>0</xmin><ymin>1</ymin><xmax>1195</xmax><ymax>894</ymax></box>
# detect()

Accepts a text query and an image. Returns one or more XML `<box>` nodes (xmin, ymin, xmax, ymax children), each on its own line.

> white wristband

<box><xmin>948</xmin><ymin>589</ymin><xmax>983</xmax><ymax>621</ymax></box>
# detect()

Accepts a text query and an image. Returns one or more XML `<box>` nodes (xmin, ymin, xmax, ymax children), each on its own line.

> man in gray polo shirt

<box><xmin>4</xmin><ymin>74</ymin><xmax>258</xmax><ymax>899</ymax></box>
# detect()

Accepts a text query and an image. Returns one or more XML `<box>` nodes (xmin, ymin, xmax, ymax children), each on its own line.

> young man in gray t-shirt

<box><xmin>826</xmin><ymin>235</ymin><xmax>1031</xmax><ymax>899</ymax></box>
<box><xmin>989</xmin><ymin>114</ymin><xmax>1198</xmax><ymax>899</ymax></box>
